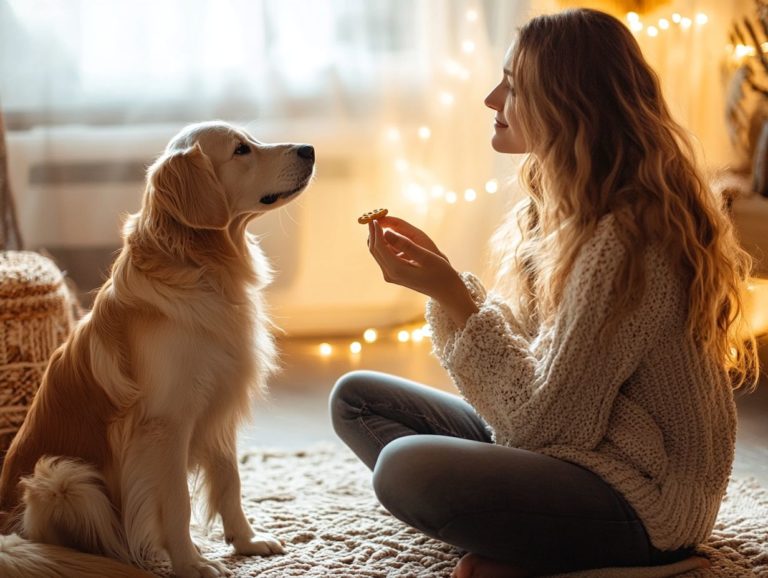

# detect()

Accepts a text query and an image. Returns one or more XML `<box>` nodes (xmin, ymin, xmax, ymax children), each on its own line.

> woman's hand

<box><xmin>376</xmin><ymin>216</ymin><xmax>449</xmax><ymax>262</ymax></box>
<box><xmin>367</xmin><ymin>216</ymin><xmax>479</xmax><ymax>327</ymax></box>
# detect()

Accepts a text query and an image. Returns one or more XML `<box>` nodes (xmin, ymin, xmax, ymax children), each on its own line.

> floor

<box><xmin>242</xmin><ymin>335</ymin><xmax>768</xmax><ymax>488</ymax></box>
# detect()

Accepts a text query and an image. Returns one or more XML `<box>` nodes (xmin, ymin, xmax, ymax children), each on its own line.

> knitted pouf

<box><xmin>0</xmin><ymin>251</ymin><xmax>74</xmax><ymax>462</ymax></box>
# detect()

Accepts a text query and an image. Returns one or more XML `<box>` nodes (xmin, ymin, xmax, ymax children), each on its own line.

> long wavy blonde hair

<box><xmin>491</xmin><ymin>8</ymin><xmax>758</xmax><ymax>389</ymax></box>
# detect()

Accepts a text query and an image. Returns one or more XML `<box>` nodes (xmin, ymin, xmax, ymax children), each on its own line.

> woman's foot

<box><xmin>451</xmin><ymin>553</ymin><xmax>531</xmax><ymax>578</ymax></box>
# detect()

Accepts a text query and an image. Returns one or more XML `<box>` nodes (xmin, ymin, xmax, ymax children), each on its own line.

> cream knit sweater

<box><xmin>425</xmin><ymin>215</ymin><xmax>736</xmax><ymax>551</ymax></box>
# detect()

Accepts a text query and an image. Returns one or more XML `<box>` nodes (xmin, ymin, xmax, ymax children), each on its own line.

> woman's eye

<box><xmin>234</xmin><ymin>143</ymin><xmax>251</xmax><ymax>155</ymax></box>
<box><xmin>504</xmin><ymin>76</ymin><xmax>516</xmax><ymax>97</ymax></box>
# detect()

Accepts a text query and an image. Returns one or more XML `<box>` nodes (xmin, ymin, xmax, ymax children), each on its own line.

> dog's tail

<box><xmin>1</xmin><ymin>454</ymin><xmax>158</xmax><ymax>576</ymax></box>
<box><xmin>0</xmin><ymin>533</ymin><xmax>156</xmax><ymax>577</ymax></box>
<box><xmin>19</xmin><ymin>455</ymin><xmax>132</xmax><ymax>559</ymax></box>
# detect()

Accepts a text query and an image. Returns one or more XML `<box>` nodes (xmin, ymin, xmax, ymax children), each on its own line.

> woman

<box><xmin>330</xmin><ymin>8</ymin><xmax>758</xmax><ymax>577</ymax></box>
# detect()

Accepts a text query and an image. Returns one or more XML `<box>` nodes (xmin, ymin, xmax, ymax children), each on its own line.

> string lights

<box><xmin>625</xmin><ymin>10</ymin><xmax>708</xmax><ymax>36</ymax></box>
<box><xmin>317</xmin><ymin>323</ymin><xmax>434</xmax><ymax>358</ymax></box>
<box><xmin>381</xmin><ymin>5</ymin><xmax>500</xmax><ymax>210</ymax></box>
<box><xmin>317</xmin><ymin>5</ymin><xmax>497</xmax><ymax>358</ymax></box>
<box><xmin>728</xmin><ymin>37</ymin><xmax>768</xmax><ymax>66</ymax></box>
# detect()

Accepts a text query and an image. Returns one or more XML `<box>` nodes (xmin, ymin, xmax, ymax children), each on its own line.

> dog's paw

<box><xmin>173</xmin><ymin>557</ymin><xmax>232</xmax><ymax>578</ymax></box>
<box><xmin>232</xmin><ymin>532</ymin><xmax>284</xmax><ymax>556</ymax></box>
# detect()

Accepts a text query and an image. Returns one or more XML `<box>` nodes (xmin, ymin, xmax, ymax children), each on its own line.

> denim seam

<box><xmin>358</xmin><ymin>399</ymin><xmax>465</xmax><ymax>440</ymax></box>
<box><xmin>357</xmin><ymin>401</ymin><xmax>386</xmax><ymax>451</ymax></box>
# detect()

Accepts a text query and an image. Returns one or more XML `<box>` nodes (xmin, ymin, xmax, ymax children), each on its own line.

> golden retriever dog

<box><xmin>0</xmin><ymin>121</ymin><xmax>314</xmax><ymax>577</ymax></box>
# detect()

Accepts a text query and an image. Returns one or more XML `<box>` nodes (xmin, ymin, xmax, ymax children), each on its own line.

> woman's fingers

<box><xmin>367</xmin><ymin>221</ymin><xmax>401</xmax><ymax>282</ymax></box>
<box><xmin>364</xmin><ymin>219</ymin><xmax>458</xmax><ymax>300</ymax></box>
<box><xmin>382</xmin><ymin>228</ymin><xmax>428</xmax><ymax>264</ymax></box>
<box><xmin>367</xmin><ymin>221</ymin><xmax>374</xmax><ymax>250</ymax></box>
<box><xmin>369</xmin><ymin>220</ymin><xmax>392</xmax><ymax>264</ymax></box>
<box><xmin>377</xmin><ymin>215</ymin><xmax>445</xmax><ymax>258</ymax></box>
<box><xmin>377</xmin><ymin>216</ymin><xmax>429</xmax><ymax>244</ymax></box>
<box><xmin>369</xmin><ymin>221</ymin><xmax>421</xmax><ymax>281</ymax></box>
<box><xmin>366</xmin><ymin>217</ymin><xmax>452</xmax><ymax>295</ymax></box>
<box><xmin>371</xmin><ymin>220</ymin><xmax>402</xmax><ymax>265</ymax></box>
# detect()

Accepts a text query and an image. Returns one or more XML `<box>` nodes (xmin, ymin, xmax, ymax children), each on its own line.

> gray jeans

<box><xmin>329</xmin><ymin>370</ymin><xmax>693</xmax><ymax>575</ymax></box>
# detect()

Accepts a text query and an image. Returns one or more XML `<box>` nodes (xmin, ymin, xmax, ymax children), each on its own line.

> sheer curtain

<box><xmin>1</xmin><ymin>0</ymin><xmax>741</xmax><ymax>331</ymax></box>
<box><xmin>0</xmin><ymin>0</ymin><xmax>532</xmax><ymax>334</ymax></box>
<box><xmin>0</xmin><ymin>0</ymin><xmax>525</xmax><ymax>127</ymax></box>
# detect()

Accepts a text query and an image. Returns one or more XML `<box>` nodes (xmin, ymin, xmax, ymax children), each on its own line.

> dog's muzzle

<box><xmin>260</xmin><ymin>147</ymin><xmax>315</xmax><ymax>205</ymax></box>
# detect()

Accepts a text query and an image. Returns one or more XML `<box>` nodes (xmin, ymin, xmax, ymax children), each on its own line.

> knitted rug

<box><xmin>145</xmin><ymin>445</ymin><xmax>768</xmax><ymax>578</ymax></box>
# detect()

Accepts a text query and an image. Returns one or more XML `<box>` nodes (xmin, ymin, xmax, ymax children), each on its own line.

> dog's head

<box><xmin>145</xmin><ymin>121</ymin><xmax>314</xmax><ymax>230</ymax></box>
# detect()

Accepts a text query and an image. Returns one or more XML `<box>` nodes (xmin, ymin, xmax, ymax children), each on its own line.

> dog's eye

<box><xmin>234</xmin><ymin>142</ymin><xmax>251</xmax><ymax>156</ymax></box>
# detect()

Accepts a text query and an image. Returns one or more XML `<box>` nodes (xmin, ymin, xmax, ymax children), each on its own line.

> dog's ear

<box><xmin>148</xmin><ymin>143</ymin><xmax>230</xmax><ymax>230</ymax></box>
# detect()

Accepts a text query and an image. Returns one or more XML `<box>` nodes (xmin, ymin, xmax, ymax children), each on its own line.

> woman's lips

<box><xmin>494</xmin><ymin>119</ymin><xmax>508</xmax><ymax>128</ymax></box>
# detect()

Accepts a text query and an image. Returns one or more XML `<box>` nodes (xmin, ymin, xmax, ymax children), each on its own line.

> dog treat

<box><xmin>357</xmin><ymin>208</ymin><xmax>388</xmax><ymax>224</ymax></box>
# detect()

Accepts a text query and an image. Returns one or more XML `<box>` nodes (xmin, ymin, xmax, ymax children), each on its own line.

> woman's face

<box><xmin>484</xmin><ymin>50</ymin><xmax>528</xmax><ymax>154</ymax></box>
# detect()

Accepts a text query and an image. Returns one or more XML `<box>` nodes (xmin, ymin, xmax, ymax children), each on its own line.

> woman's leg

<box><xmin>372</xmin><ymin>434</ymin><xmax>693</xmax><ymax>576</ymax></box>
<box><xmin>329</xmin><ymin>370</ymin><xmax>492</xmax><ymax>469</ymax></box>
<box><xmin>330</xmin><ymin>370</ymin><xmax>691</xmax><ymax>574</ymax></box>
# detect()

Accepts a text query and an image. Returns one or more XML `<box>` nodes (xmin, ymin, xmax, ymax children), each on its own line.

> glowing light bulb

<box><xmin>680</xmin><ymin>17</ymin><xmax>692</xmax><ymax>29</ymax></box>
<box><xmin>734</xmin><ymin>44</ymin><xmax>754</xmax><ymax>59</ymax></box>
<box><xmin>404</xmin><ymin>183</ymin><xmax>426</xmax><ymax>203</ymax></box>
<box><xmin>445</xmin><ymin>191</ymin><xmax>458</xmax><ymax>204</ymax></box>
<box><xmin>421</xmin><ymin>324</ymin><xmax>433</xmax><ymax>338</ymax></box>
<box><xmin>647</xmin><ymin>25</ymin><xmax>658</xmax><ymax>37</ymax></box>
<box><xmin>397</xmin><ymin>330</ymin><xmax>410</xmax><ymax>343</ymax></box>
<box><xmin>626</xmin><ymin>12</ymin><xmax>640</xmax><ymax>23</ymax></box>
<box><xmin>386</xmin><ymin>127</ymin><xmax>400</xmax><ymax>141</ymax></box>
<box><xmin>466</xmin><ymin>9</ymin><xmax>478</xmax><ymax>22</ymax></box>
<box><xmin>464</xmin><ymin>188</ymin><xmax>477</xmax><ymax>202</ymax></box>
<box><xmin>485</xmin><ymin>179</ymin><xmax>498</xmax><ymax>194</ymax></box>
<box><xmin>350</xmin><ymin>341</ymin><xmax>362</xmax><ymax>354</ymax></box>
<box><xmin>444</xmin><ymin>59</ymin><xmax>461</xmax><ymax>75</ymax></box>
<box><xmin>418</xmin><ymin>126</ymin><xmax>431</xmax><ymax>140</ymax></box>
<box><xmin>671</xmin><ymin>13</ymin><xmax>681</xmax><ymax>23</ymax></box>
<box><xmin>630</xmin><ymin>21</ymin><xmax>643</xmax><ymax>33</ymax></box>
<box><xmin>658</xmin><ymin>18</ymin><xmax>669</xmax><ymax>30</ymax></box>
<box><xmin>363</xmin><ymin>328</ymin><xmax>378</xmax><ymax>343</ymax></box>
<box><xmin>410</xmin><ymin>329</ymin><xmax>424</xmax><ymax>342</ymax></box>
<box><xmin>319</xmin><ymin>343</ymin><xmax>333</xmax><ymax>357</ymax></box>
<box><xmin>695</xmin><ymin>13</ymin><xmax>708</xmax><ymax>25</ymax></box>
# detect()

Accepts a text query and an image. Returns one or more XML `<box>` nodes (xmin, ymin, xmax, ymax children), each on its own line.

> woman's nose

<box><xmin>484</xmin><ymin>84</ymin><xmax>502</xmax><ymax>110</ymax></box>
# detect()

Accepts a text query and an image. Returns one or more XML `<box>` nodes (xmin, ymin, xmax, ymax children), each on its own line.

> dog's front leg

<box><xmin>200</xmin><ymin>434</ymin><xmax>283</xmax><ymax>556</ymax></box>
<box><xmin>126</xmin><ymin>421</ymin><xmax>230</xmax><ymax>578</ymax></box>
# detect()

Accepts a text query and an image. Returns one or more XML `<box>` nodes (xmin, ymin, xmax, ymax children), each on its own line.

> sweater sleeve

<box><xmin>426</xmin><ymin>218</ymin><xmax>673</xmax><ymax>450</ymax></box>
<box><xmin>425</xmin><ymin>272</ymin><xmax>532</xmax><ymax>350</ymax></box>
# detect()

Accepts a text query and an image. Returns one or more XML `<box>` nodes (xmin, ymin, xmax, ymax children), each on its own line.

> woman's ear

<box><xmin>148</xmin><ymin>143</ymin><xmax>230</xmax><ymax>230</ymax></box>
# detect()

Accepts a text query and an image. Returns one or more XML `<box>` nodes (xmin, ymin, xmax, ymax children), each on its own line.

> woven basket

<box><xmin>0</xmin><ymin>251</ymin><xmax>74</xmax><ymax>461</ymax></box>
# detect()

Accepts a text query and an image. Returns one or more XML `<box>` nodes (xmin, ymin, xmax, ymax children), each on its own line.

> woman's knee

<box><xmin>372</xmin><ymin>436</ymin><xmax>448</xmax><ymax>530</ymax></box>
<box><xmin>329</xmin><ymin>370</ymin><xmax>371</xmax><ymax>424</ymax></box>
<box><xmin>329</xmin><ymin>370</ymin><xmax>397</xmax><ymax>424</ymax></box>
<box><xmin>330</xmin><ymin>370</ymin><xmax>389</xmax><ymax>445</ymax></box>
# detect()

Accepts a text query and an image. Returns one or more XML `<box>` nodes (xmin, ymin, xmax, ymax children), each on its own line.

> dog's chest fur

<box><xmin>98</xmin><ymin>237</ymin><xmax>276</xmax><ymax>425</ymax></box>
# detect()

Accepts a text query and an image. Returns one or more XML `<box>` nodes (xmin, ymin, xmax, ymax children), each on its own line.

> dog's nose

<box><xmin>297</xmin><ymin>145</ymin><xmax>314</xmax><ymax>161</ymax></box>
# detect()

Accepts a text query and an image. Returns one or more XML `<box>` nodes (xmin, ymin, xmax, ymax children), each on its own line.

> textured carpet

<box><xmin>146</xmin><ymin>445</ymin><xmax>768</xmax><ymax>578</ymax></box>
